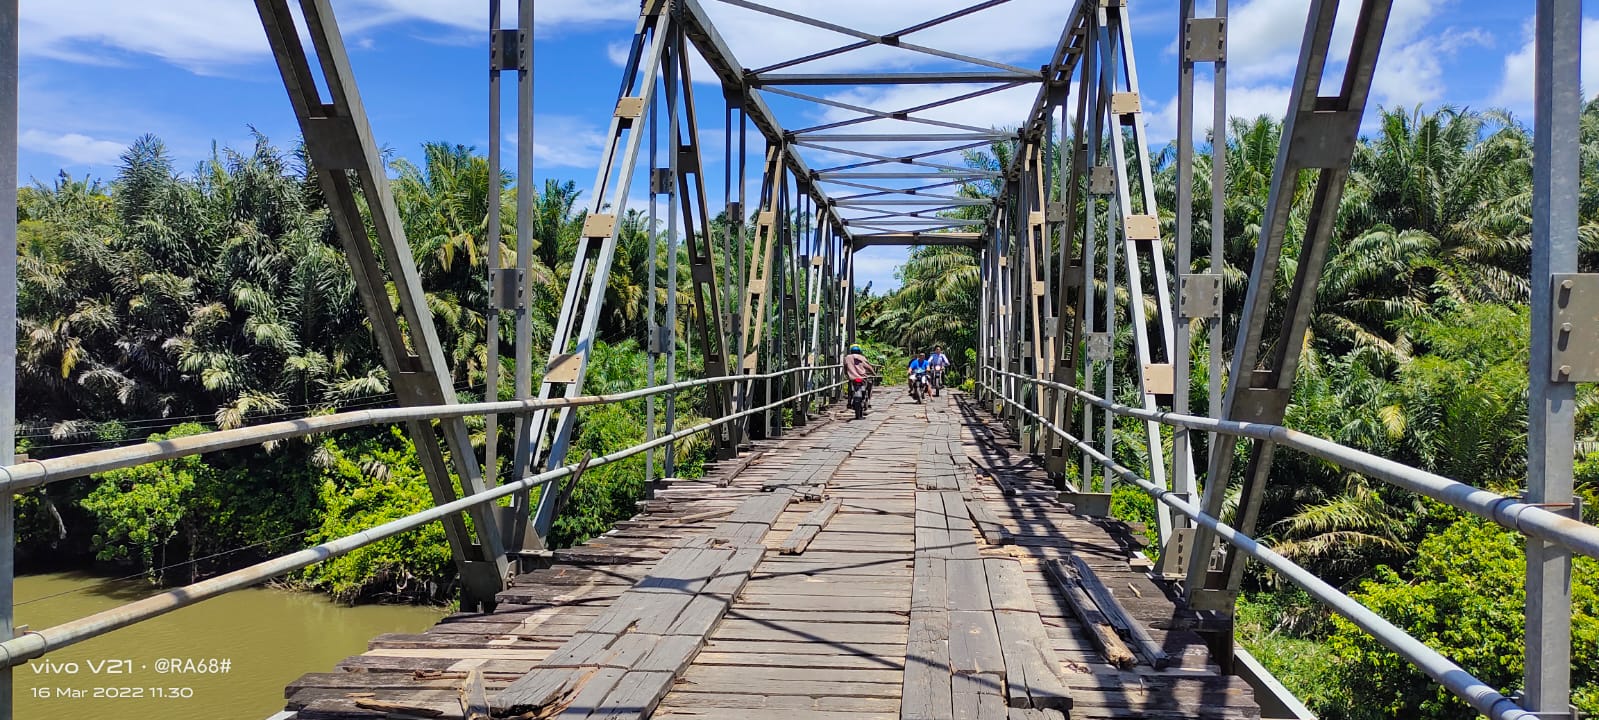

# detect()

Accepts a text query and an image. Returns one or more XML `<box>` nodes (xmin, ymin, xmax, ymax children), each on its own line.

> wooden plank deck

<box><xmin>280</xmin><ymin>390</ymin><xmax>1259</xmax><ymax>720</ymax></box>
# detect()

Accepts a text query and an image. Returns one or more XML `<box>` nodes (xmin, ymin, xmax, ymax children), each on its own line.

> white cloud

<box><xmin>1371</xmin><ymin>27</ymin><xmax>1490</xmax><ymax>110</ymax></box>
<box><xmin>19</xmin><ymin>129</ymin><xmax>128</xmax><ymax>165</ymax></box>
<box><xmin>19</xmin><ymin>0</ymin><xmax>269</xmax><ymax>71</ymax></box>
<box><xmin>1222</xmin><ymin>0</ymin><xmax>1444</xmax><ymax>84</ymax></box>
<box><xmin>500</xmin><ymin>115</ymin><xmax>608</xmax><ymax>169</ymax></box>
<box><xmin>1146</xmin><ymin>79</ymin><xmax>1292</xmax><ymax>146</ymax></box>
<box><xmin>17</xmin><ymin>0</ymin><xmax>637</xmax><ymax>72</ymax></box>
<box><xmin>1147</xmin><ymin>1</ymin><xmax>1490</xmax><ymax>144</ymax></box>
<box><xmin>606</xmin><ymin>40</ymin><xmax>632</xmax><ymax>67</ymax></box>
<box><xmin>343</xmin><ymin>0</ymin><xmax>637</xmax><ymax>32</ymax></box>
<box><xmin>1491</xmin><ymin>17</ymin><xmax>1599</xmax><ymax>111</ymax></box>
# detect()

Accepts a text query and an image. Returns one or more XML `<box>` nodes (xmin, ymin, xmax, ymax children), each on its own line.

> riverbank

<box><xmin>14</xmin><ymin>572</ymin><xmax>444</xmax><ymax>720</ymax></box>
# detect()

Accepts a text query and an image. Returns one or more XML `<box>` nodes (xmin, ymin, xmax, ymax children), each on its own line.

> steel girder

<box><xmin>1043</xmin><ymin>30</ymin><xmax>1092</xmax><ymax>480</ymax></box>
<box><xmin>732</xmin><ymin>146</ymin><xmax>785</xmax><ymax>444</ymax></box>
<box><xmin>1096</xmin><ymin>0</ymin><xmax>1193</xmax><ymax>543</ymax></box>
<box><xmin>1185</xmin><ymin>1</ymin><xmax>1394</xmax><ymax>630</ymax></box>
<box><xmin>1159</xmin><ymin>0</ymin><xmax>1228</xmax><ymax>580</ymax></box>
<box><xmin>255</xmin><ymin>0</ymin><xmax>508</xmax><ymax>611</ymax></box>
<box><xmin>666</xmin><ymin>14</ymin><xmax>734</xmax><ymax>470</ymax></box>
<box><xmin>1526</xmin><ymin>1</ymin><xmax>1585</xmax><ymax>714</ymax></box>
<box><xmin>511</xmin><ymin>2</ymin><xmax>674</xmax><ymax>546</ymax></box>
<box><xmin>515</xmin><ymin>0</ymin><xmax>793</xmax><ymax>544</ymax></box>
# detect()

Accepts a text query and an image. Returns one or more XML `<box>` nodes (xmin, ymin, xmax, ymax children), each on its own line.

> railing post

<box><xmin>1525</xmin><ymin>0</ymin><xmax>1581</xmax><ymax>714</ymax></box>
<box><xmin>1</xmin><ymin>0</ymin><xmax>17</xmax><ymax>713</ymax></box>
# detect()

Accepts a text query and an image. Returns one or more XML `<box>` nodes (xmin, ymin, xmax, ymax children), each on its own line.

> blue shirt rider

<box><xmin>908</xmin><ymin>353</ymin><xmax>931</xmax><ymax>394</ymax></box>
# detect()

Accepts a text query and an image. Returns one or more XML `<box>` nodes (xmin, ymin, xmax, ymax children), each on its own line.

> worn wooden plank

<box><xmin>1042</xmin><ymin>560</ymin><xmax>1135</xmax><ymax>669</ymax></box>
<box><xmin>952</xmin><ymin>672</ymin><xmax>1010</xmax><ymax>720</ymax></box>
<box><xmin>948</xmin><ymin>610</ymin><xmax>1006</xmax><ymax>676</ymax></box>
<box><xmin>946</xmin><ymin>558</ymin><xmax>993</xmax><ymax>612</ymax></box>
<box><xmin>1068</xmin><ymin>555</ymin><xmax>1168</xmax><ymax>670</ymax></box>
<box><xmin>658</xmin><ymin>690</ymin><xmax>901</xmax><ymax>712</ymax></box>
<box><xmin>779</xmin><ymin>498</ymin><xmax>845</xmax><ymax>554</ymax></box>
<box><xmin>966</xmin><ymin>500</ymin><xmax>1014</xmax><ymax>546</ymax></box>
<box><xmin>458</xmin><ymin>668</ymin><xmax>490</xmax><ymax>720</ymax></box>
<box><xmin>993</xmin><ymin>610</ymin><xmax>1072</xmax><ymax>711</ymax></box>
<box><xmin>492</xmin><ymin>665</ymin><xmax>602</xmax><ymax>715</ymax></box>
<box><xmin>902</xmin><ymin>650</ymin><xmax>954</xmax><ymax>717</ymax></box>
<box><xmin>587</xmin><ymin>670</ymin><xmax>674</xmax><ymax>720</ymax></box>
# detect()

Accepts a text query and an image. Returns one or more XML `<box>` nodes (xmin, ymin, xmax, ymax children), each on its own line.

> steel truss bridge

<box><xmin>0</xmin><ymin>1</ymin><xmax>1592</xmax><ymax>719</ymax></box>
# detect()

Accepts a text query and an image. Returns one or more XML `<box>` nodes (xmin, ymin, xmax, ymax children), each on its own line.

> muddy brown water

<box><xmin>14</xmin><ymin>571</ymin><xmax>443</xmax><ymax>720</ymax></box>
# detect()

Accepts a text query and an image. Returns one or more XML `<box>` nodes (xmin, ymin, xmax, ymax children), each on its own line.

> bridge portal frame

<box><xmin>0</xmin><ymin>1</ymin><xmax>1594</xmax><ymax>718</ymax></box>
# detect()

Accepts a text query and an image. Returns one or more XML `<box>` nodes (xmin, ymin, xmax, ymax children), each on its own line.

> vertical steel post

<box><xmin>0</xmin><ymin>0</ymin><xmax>17</xmax><ymax>713</ymax></box>
<box><xmin>645</xmin><ymin>60</ymin><xmax>661</xmax><ymax>489</ymax></box>
<box><xmin>506</xmin><ymin>0</ymin><xmax>538</xmax><ymax>551</ymax></box>
<box><xmin>484</xmin><ymin>0</ymin><xmax>504</xmax><ymax>485</ymax></box>
<box><xmin>519</xmin><ymin>2</ymin><xmax>673</xmax><ymax>544</ymax></box>
<box><xmin>1172</xmin><ymin>0</ymin><xmax>1227</xmax><ymax>568</ymax></box>
<box><xmin>663</xmin><ymin>19</ymin><xmax>682</xmax><ymax>476</ymax></box>
<box><xmin>1094</xmin><ymin>16</ymin><xmax>1118</xmax><ymax>494</ymax></box>
<box><xmin>1526</xmin><ymin>0</ymin><xmax>1581</xmax><ymax>713</ymax></box>
<box><xmin>1080</xmin><ymin>13</ymin><xmax>1102</xmax><ymax>490</ymax></box>
<box><xmin>1208</xmin><ymin>0</ymin><xmax>1228</xmax><ymax>457</ymax></box>
<box><xmin>1185</xmin><ymin>1</ymin><xmax>1392</xmax><ymax>634</ymax></box>
<box><xmin>1173</xmin><ymin>0</ymin><xmax>1197</xmax><ymax>512</ymax></box>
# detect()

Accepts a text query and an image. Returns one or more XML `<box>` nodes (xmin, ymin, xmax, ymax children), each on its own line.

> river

<box><xmin>13</xmin><ymin>571</ymin><xmax>445</xmax><ymax>720</ymax></box>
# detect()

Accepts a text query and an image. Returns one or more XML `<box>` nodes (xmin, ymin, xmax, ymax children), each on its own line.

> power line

<box><xmin>15</xmin><ymin>527</ymin><xmax>316</xmax><ymax>608</ymax></box>
<box><xmin>18</xmin><ymin>380</ymin><xmax>485</xmax><ymax>442</ymax></box>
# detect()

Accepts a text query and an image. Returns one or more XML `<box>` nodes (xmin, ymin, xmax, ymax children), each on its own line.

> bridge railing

<box><xmin>982</xmin><ymin>365</ymin><xmax>1578</xmax><ymax>720</ymax></box>
<box><xmin>0</xmin><ymin>365</ymin><xmax>841</xmax><ymax>670</ymax></box>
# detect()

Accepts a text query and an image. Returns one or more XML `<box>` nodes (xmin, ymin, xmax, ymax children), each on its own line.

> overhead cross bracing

<box><xmin>687</xmin><ymin>0</ymin><xmax>1079</xmax><ymax>250</ymax></box>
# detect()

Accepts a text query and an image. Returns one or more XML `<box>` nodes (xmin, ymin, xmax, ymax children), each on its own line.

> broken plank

<box><xmin>459</xmin><ymin>668</ymin><xmax>490</xmax><ymax>720</ymax></box>
<box><xmin>779</xmin><ymin>498</ymin><xmax>844</xmax><ymax>554</ymax></box>
<box><xmin>1068</xmin><ymin>556</ymin><xmax>1168</xmax><ymax>670</ymax></box>
<box><xmin>1041</xmin><ymin>559</ymin><xmax>1136</xmax><ymax>669</ymax></box>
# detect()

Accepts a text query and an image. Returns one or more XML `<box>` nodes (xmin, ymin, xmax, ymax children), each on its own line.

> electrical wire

<box><xmin>15</xmin><ymin>527</ymin><xmax>316</xmax><ymax>608</ymax></box>
<box><xmin>19</xmin><ymin>380</ymin><xmax>484</xmax><ymax>443</ymax></box>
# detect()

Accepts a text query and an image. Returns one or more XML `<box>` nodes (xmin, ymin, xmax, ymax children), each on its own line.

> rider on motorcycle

<box><xmin>844</xmin><ymin>344</ymin><xmax>875</xmax><ymax>410</ymax></box>
<box><xmin>907</xmin><ymin>353</ymin><xmax>933</xmax><ymax>400</ymax></box>
<box><xmin>927</xmin><ymin>345</ymin><xmax>951</xmax><ymax>396</ymax></box>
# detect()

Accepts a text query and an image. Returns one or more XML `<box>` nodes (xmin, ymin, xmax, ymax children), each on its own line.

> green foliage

<box><xmin>82</xmin><ymin>423</ymin><xmax>213</xmax><ymax>569</ymax></box>
<box><xmin>860</xmin><ymin>245</ymin><xmax>979</xmax><ymax>378</ymax></box>
<box><xmin>1323</xmin><ymin>518</ymin><xmax>1599</xmax><ymax>720</ymax></box>
<box><xmin>300</xmin><ymin>429</ymin><xmax>455</xmax><ymax>603</ymax></box>
<box><xmin>1236</xmin><ymin>591</ymin><xmax>1342</xmax><ymax>712</ymax></box>
<box><xmin>1108</xmin><ymin>485</ymin><xmax>1156</xmax><ymax>534</ymax></box>
<box><xmin>15</xmin><ymin>134</ymin><xmax>713</xmax><ymax>599</ymax></box>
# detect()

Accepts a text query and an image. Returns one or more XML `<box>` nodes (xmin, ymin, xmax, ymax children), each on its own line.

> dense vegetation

<box><xmin>12</xmin><ymin>135</ymin><xmax>726</xmax><ymax>602</ymax></box>
<box><xmin>855</xmin><ymin>102</ymin><xmax>1599</xmax><ymax>718</ymax></box>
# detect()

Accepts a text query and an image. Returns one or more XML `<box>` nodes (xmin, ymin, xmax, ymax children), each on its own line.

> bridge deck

<box><xmin>281</xmin><ymin>391</ymin><xmax>1259</xmax><ymax>720</ymax></box>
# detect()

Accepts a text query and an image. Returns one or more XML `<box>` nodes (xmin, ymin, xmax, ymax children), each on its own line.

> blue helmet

<box><xmin>849</xmin><ymin>344</ymin><xmax>863</xmax><ymax>353</ymax></box>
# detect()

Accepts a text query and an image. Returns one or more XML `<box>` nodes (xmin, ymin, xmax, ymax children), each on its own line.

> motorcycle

<box><xmin>849</xmin><ymin>377</ymin><xmax>873</xmax><ymax>419</ymax></box>
<box><xmin>930</xmin><ymin>366</ymin><xmax>945</xmax><ymax>396</ymax></box>
<box><xmin>909</xmin><ymin>368</ymin><xmax>932</xmax><ymax>403</ymax></box>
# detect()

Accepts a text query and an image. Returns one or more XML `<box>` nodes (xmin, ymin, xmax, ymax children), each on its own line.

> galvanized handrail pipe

<box><xmin>989</xmin><ymin>366</ymin><xmax>1599</xmax><ymax>560</ymax></box>
<box><xmin>979</xmin><ymin>379</ymin><xmax>1531</xmax><ymax>720</ymax></box>
<box><xmin>0</xmin><ymin>379</ymin><xmax>844</xmax><ymax>669</ymax></box>
<box><xmin>0</xmin><ymin>366</ymin><xmax>838</xmax><ymax>495</ymax></box>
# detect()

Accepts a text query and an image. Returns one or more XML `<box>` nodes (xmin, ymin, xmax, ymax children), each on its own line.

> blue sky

<box><xmin>14</xmin><ymin>0</ymin><xmax>1599</xmax><ymax>292</ymax></box>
